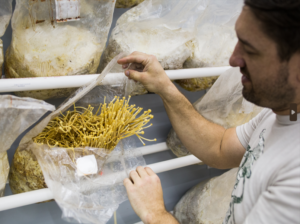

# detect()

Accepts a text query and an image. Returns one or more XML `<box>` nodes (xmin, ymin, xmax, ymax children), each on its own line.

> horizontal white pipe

<box><xmin>0</xmin><ymin>155</ymin><xmax>201</xmax><ymax>211</ymax></box>
<box><xmin>139</xmin><ymin>142</ymin><xmax>169</xmax><ymax>155</ymax></box>
<box><xmin>0</xmin><ymin>67</ymin><xmax>230</xmax><ymax>93</ymax></box>
<box><xmin>149</xmin><ymin>155</ymin><xmax>201</xmax><ymax>174</ymax></box>
<box><xmin>0</xmin><ymin>188</ymin><xmax>54</xmax><ymax>211</ymax></box>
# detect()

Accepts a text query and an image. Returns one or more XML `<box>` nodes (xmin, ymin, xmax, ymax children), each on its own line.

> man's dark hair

<box><xmin>244</xmin><ymin>0</ymin><xmax>300</xmax><ymax>61</ymax></box>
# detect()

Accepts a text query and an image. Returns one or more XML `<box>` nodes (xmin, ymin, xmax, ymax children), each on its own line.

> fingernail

<box><xmin>125</xmin><ymin>71</ymin><xmax>130</xmax><ymax>76</ymax></box>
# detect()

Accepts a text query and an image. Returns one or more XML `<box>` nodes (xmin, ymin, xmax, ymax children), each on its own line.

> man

<box><xmin>118</xmin><ymin>0</ymin><xmax>300</xmax><ymax>223</ymax></box>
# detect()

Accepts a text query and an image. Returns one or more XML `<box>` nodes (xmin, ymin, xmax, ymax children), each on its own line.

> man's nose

<box><xmin>229</xmin><ymin>42</ymin><xmax>245</xmax><ymax>68</ymax></box>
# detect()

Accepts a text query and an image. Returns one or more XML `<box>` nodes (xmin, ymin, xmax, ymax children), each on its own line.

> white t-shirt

<box><xmin>223</xmin><ymin>108</ymin><xmax>300</xmax><ymax>224</ymax></box>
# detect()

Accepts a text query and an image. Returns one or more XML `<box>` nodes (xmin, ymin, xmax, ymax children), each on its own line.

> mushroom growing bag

<box><xmin>5</xmin><ymin>0</ymin><xmax>116</xmax><ymax>100</ymax></box>
<box><xmin>174</xmin><ymin>168</ymin><xmax>238</xmax><ymax>224</ymax></box>
<box><xmin>167</xmin><ymin>67</ymin><xmax>263</xmax><ymax>158</ymax></box>
<box><xmin>176</xmin><ymin>0</ymin><xmax>243</xmax><ymax>91</ymax></box>
<box><xmin>16</xmin><ymin>54</ymin><xmax>150</xmax><ymax>224</ymax></box>
<box><xmin>100</xmin><ymin>0</ymin><xmax>207</xmax><ymax>74</ymax></box>
<box><xmin>0</xmin><ymin>95</ymin><xmax>55</xmax><ymax>197</ymax></box>
<box><xmin>0</xmin><ymin>0</ymin><xmax>12</xmax><ymax>77</ymax></box>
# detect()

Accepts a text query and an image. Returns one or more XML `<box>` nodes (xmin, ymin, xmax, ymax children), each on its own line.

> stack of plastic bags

<box><xmin>5</xmin><ymin>0</ymin><xmax>116</xmax><ymax>100</ymax></box>
<box><xmin>167</xmin><ymin>68</ymin><xmax>263</xmax><ymax>158</ymax></box>
<box><xmin>0</xmin><ymin>95</ymin><xmax>55</xmax><ymax>197</ymax></box>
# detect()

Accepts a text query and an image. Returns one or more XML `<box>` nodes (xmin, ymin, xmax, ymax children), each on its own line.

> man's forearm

<box><xmin>159</xmin><ymin>83</ymin><xmax>227</xmax><ymax>168</ymax></box>
<box><xmin>118</xmin><ymin>52</ymin><xmax>242</xmax><ymax>168</ymax></box>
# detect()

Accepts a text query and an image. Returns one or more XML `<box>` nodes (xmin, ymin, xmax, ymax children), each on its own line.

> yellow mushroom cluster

<box><xmin>33</xmin><ymin>96</ymin><xmax>156</xmax><ymax>150</ymax></box>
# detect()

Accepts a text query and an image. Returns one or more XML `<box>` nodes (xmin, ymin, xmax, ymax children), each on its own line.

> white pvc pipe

<box><xmin>149</xmin><ymin>155</ymin><xmax>201</xmax><ymax>174</ymax></box>
<box><xmin>139</xmin><ymin>142</ymin><xmax>169</xmax><ymax>155</ymax></box>
<box><xmin>0</xmin><ymin>155</ymin><xmax>201</xmax><ymax>211</ymax></box>
<box><xmin>0</xmin><ymin>188</ymin><xmax>54</xmax><ymax>211</ymax></box>
<box><xmin>0</xmin><ymin>67</ymin><xmax>231</xmax><ymax>93</ymax></box>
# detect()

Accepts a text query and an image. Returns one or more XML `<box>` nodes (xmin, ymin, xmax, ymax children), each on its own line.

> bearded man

<box><xmin>118</xmin><ymin>1</ymin><xmax>300</xmax><ymax>223</ymax></box>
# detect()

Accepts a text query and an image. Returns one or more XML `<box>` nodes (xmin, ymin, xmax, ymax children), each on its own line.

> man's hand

<box><xmin>117</xmin><ymin>52</ymin><xmax>175</xmax><ymax>97</ymax></box>
<box><xmin>124</xmin><ymin>166</ymin><xmax>179</xmax><ymax>224</ymax></box>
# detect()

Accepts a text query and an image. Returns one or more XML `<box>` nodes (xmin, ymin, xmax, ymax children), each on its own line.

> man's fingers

<box><xmin>129</xmin><ymin>170</ymin><xmax>141</xmax><ymax>184</ymax></box>
<box><xmin>118</xmin><ymin>53</ymin><xmax>149</xmax><ymax>66</ymax></box>
<box><xmin>145</xmin><ymin>167</ymin><xmax>156</xmax><ymax>176</ymax></box>
<box><xmin>123</xmin><ymin>178</ymin><xmax>133</xmax><ymax>188</ymax></box>
<box><xmin>136</xmin><ymin>166</ymin><xmax>148</xmax><ymax>178</ymax></box>
<box><xmin>122</xmin><ymin>63</ymin><xmax>129</xmax><ymax>69</ymax></box>
<box><xmin>128</xmin><ymin>62</ymin><xmax>144</xmax><ymax>72</ymax></box>
<box><xmin>125</xmin><ymin>70</ymin><xmax>145</xmax><ymax>83</ymax></box>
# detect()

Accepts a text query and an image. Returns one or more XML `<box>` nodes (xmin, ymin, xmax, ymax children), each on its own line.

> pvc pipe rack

<box><xmin>0</xmin><ymin>67</ymin><xmax>227</xmax><ymax>213</ymax></box>
<box><xmin>0</xmin><ymin>66</ymin><xmax>231</xmax><ymax>93</ymax></box>
<box><xmin>0</xmin><ymin>142</ymin><xmax>201</xmax><ymax>212</ymax></box>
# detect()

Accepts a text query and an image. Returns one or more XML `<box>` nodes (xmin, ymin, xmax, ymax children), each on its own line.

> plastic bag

<box><xmin>167</xmin><ymin>68</ymin><xmax>263</xmax><ymax>158</ymax></box>
<box><xmin>15</xmin><ymin>53</ymin><xmax>150</xmax><ymax>224</ymax></box>
<box><xmin>100</xmin><ymin>0</ymin><xmax>208</xmax><ymax>74</ymax></box>
<box><xmin>5</xmin><ymin>0</ymin><xmax>116</xmax><ymax>100</ymax></box>
<box><xmin>176</xmin><ymin>0</ymin><xmax>243</xmax><ymax>91</ymax></box>
<box><xmin>0</xmin><ymin>0</ymin><xmax>13</xmax><ymax>77</ymax></box>
<box><xmin>174</xmin><ymin>168</ymin><xmax>238</xmax><ymax>224</ymax></box>
<box><xmin>116</xmin><ymin>0</ymin><xmax>144</xmax><ymax>8</ymax></box>
<box><xmin>0</xmin><ymin>95</ymin><xmax>55</xmax><ymax>197</ymax></box>
<box><xmin>9</xmin><ymin>62</ymin><xmax>148</xmax><ymax>196</ymax></box>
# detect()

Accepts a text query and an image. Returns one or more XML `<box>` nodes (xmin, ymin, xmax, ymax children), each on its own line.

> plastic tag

<box><xmin>76</xmin><ymin>155</ymin><xmax>98</xmax><ymax>176</ymax></box>
<box><xmin>55</xmin><ymin>0</ymin><xmax>80</xmax><ymax>23</ymax></box>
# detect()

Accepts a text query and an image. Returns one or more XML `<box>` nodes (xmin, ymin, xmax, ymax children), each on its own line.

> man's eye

<box><xmin>245</xmin><ymin>50</ymin><xmax>256</xmax><ymax>55</ymax></box>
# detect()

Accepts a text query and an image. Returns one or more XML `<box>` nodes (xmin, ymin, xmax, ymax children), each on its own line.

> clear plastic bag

<box><xmin>16</xmin><ymin>53</ymin><xmax>149</xmax><ymax>224</ymax></box>
<box><xmin>0</xmin><ymin>0</ymin><xmax>13</xmax><ymax>77</ymax></box>
<box><xmin>101</xmin><ymin>64</ymin><xmax>149</xmax><ymax>96</ymax></box>
<box><xmin>100</xmin><ymin>0</ymin><xmax>208</xmax><ymax>73</ymax></box>
<box><xmin>0</xmin><ymin>95</ymin><xmax>55</xmax><ymax>197</ymax></box>
<box><xmin>116</xmin><ymin>0</ymin><xmax>144</xmax><ymax>8</ymax></box>
<box><xmin>167</xmin><ymin>68</ymin><xmax>263</xmax><ymax>158</ymax></box>
<box><xmin>5</xmin><ymin>0</ymin><xmax>116</xmax><ymax>100</ymax></box>
<box><xmin>174</xmin><ymin>168</ymin><xmax>238</xmax><ymax>224</ymax></box>
<box><xmin>176</xmin><ymin>0</ymin><xmax>243</xmax><ymax>92</ymax></box>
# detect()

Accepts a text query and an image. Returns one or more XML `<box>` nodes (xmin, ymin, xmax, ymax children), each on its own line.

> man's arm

<box><xmin>118</xmin><ymin>52</ymin><xmax>245</xmax><ymax>169</ymax></box>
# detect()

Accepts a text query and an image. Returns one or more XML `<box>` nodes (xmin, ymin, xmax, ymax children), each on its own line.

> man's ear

<box><xmin>297</xmin><ymin>54</ymin><xmax>300</xmax><ymax>83</ymax></box>
<box><xmin>289</xmin><ymin>52</ymin><xmax>300</xmax><ymax>84</ymax></box>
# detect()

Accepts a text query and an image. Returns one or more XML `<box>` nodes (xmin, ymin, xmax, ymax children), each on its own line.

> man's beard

<box><xmin>242</xmin><ymin>65</ymin><xmax>296</xmax><ymax>111</ymax></box>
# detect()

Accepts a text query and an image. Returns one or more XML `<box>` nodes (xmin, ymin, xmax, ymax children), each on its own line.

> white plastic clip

<box><xmin>76</xmin><ymin>155</ymin><xmax>98</xmax><ymax>177</ymax></box>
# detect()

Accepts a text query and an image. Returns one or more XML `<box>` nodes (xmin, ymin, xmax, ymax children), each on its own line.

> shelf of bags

<box><xmin>0</xmin><ymin>67</ymin><xmax>231</xmax><ymax>93</ymax></box>
<box><xmin>0</xmin><ymin>149</ymin><xmax>201</xmax><ymax>211</ymax></box>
